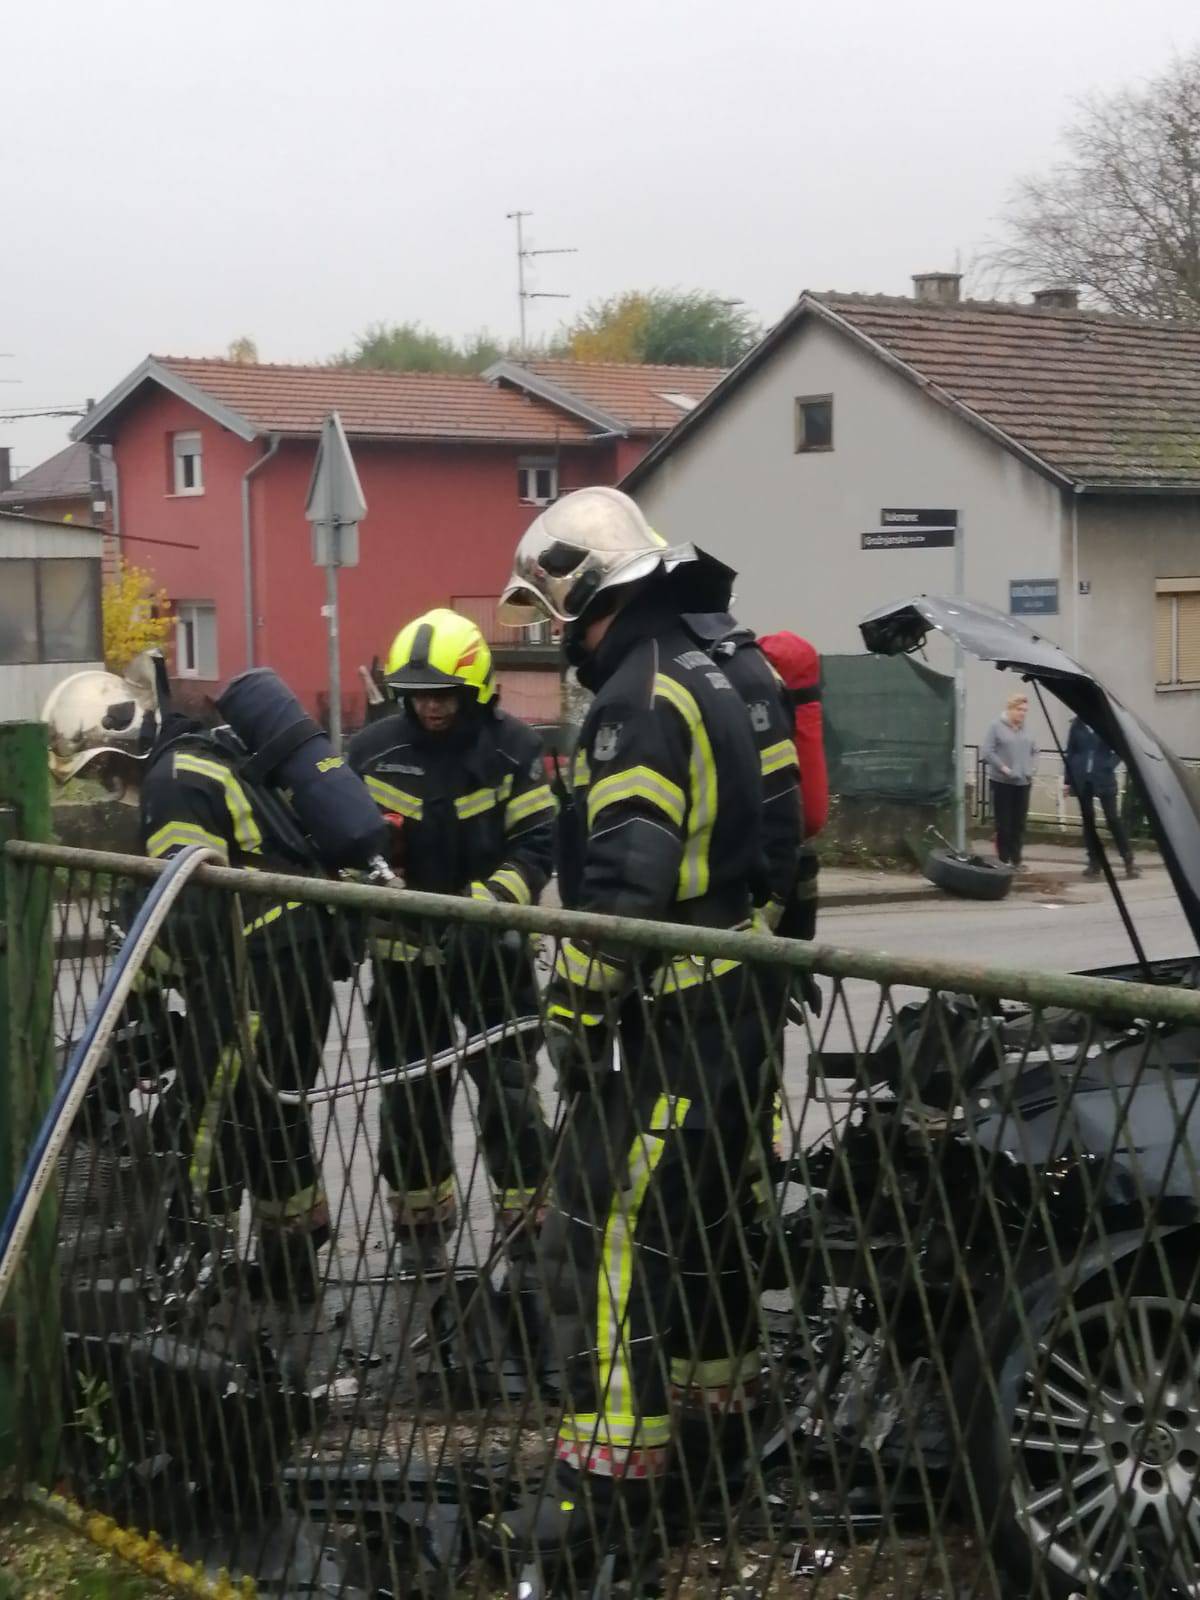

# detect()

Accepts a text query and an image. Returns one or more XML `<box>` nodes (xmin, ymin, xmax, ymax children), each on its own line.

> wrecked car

<box><xmin>763</xmin><ymin>595</ymin><xmax>1200</xmax><ymax>1598</ymax></box>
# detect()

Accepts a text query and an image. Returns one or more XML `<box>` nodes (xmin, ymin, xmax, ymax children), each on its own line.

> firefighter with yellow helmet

<box><xmin>347</xmin><ymin>608</ymin><xmax>555</xmax><ymax>1269</ymax></box>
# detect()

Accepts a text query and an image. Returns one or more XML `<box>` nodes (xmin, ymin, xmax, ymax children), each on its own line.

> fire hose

<box><xmin>0</xmin><ymin>844</ymin><xmax>223</xmax><ymax>1314</ymax></box>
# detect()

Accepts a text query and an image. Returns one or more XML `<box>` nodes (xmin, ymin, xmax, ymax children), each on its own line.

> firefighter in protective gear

<box><xmin>482</xmin><ymin>490</ymin><xmax>774</xmax><ymax>1579</ymax></box>
<box><xmin>43</xmin><ymin>654</ymin><xmax>161</xmax><ymax>789</ymax></box>
<box><xmin>43</xmin><ymin>657</ymin><xmax>339</xmax><ymax>1304</ymax></box>
<box><xmin>347</xmin><ymin>609</ymin><xmax>555</xmax><ymax>1267</ymax></box>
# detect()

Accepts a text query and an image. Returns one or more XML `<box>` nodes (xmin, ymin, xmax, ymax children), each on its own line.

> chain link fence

<box><xmin>6</xmin><ymin>839</ymin><xmax>1200</xmax><ymax>1599</ymax></box>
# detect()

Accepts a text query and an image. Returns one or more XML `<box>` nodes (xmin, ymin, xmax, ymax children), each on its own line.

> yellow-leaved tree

<box><xmin>103</xmin><ymin>557</ymin><xmax>173</xmax><ymax>672</ymax></box>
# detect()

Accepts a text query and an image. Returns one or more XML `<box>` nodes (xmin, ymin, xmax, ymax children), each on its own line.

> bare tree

<box><xmin>989</xmin><ymin>50</ymin><xmax>1200</xmax><ymax>320</ymax></box>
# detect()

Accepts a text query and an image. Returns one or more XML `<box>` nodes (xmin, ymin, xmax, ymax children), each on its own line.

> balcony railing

<box><xmin>452</xmin><ymin>594</ymin><xmax>555</xmax><ymax>648</ymax></box>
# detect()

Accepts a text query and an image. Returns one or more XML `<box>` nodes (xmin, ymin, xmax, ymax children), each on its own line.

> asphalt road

<box><xmin>819</xmin><ymin>857</ymin><xmax>1194</xmax><ymax>971</ymax></box>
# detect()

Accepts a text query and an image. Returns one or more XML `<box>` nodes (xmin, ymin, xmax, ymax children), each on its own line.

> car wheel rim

<box><xmin>1010</xmin><ymin>1294</ymin><xmax>1200</xmax><ymax>1591</ymax></box>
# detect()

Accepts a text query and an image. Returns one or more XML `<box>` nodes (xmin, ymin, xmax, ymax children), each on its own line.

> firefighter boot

<box><xmin>257</xmin><ymin>1201</ymin><xmax>331</xmax><ymax>1305</ymax></box>
<box><xmin>671</xmin><ymin>1360</ymin><xmax>767</xmax><ymax>1507</ymax></box>
<box><xmin>389</xmin><ymin>1191</ymin><xmax>456</xmax><ymax>1278</ymax></box>
<box><xmin>479</xmin><ymin>1462</ymin><xmax>657</xmax><ymax>1589</ymax></box>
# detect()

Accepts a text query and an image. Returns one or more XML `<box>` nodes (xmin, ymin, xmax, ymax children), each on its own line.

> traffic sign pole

<box><xmin>954</xmin><ymin>514</ymin><xmax>967</xmax><ymax>852</ymax></box>
<box><xmin>865</xmin><ymin>507</ymin><xmax>966</xmax><ymax>847</ymax></box>
<box><xmin>326</xmin><ymin>541</ymin><xmax>342</xmax><ymax>750</ymax></box>
<box><xmin>305</xmin><ymin>413</ymin><xmax>366</xmax><ymax>750</ymax></box>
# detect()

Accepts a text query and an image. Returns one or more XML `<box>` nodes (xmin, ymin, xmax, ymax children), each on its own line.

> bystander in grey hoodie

<box><xmin>981</xmin><ymin>715</ymin><xmax>1038</xmax><ymax>786</ymax></box>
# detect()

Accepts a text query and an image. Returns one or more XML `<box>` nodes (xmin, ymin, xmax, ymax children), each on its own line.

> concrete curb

<box><xmin>821</xmin><ymin>883</ymin><xmax>942</xmax><ymax>909</ymax></box>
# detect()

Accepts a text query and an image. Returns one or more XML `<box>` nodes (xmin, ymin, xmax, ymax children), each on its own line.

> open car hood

<box><xmin>860</xmin><ymin>595</ymin><xmax>1200</xmax><ymax>950</ymax></box>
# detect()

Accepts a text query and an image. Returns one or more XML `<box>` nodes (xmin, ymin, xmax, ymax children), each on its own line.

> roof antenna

<box><xmin>506</xmin><ymin>211</ymin><xmax>577</xmax><ymax>355</ymax></box>
<box><xmin>1031</xmin><ymin>681</ymin><xmax>1153</xmax><ymax>983</ymax></box>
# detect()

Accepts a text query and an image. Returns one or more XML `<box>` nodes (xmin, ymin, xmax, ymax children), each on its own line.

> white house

<box><xmin>0</xmin><ymin>511</ymin><xmax>104</xmax><ymax>722</ymax></box>
<box><xmin>624</xmin><ymin>276</ymin><xmax>1200</xmax><ymax>757</ymax></box>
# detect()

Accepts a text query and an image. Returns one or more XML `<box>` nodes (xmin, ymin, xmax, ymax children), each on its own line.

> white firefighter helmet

<box><xmin>42</xmin><ymin>651</ymin><xmax>162</xmax><ymax>784</ymax></box>
<box><xmin>498</xmin><ymin>485</ymin><xmax>692</xmax><ymax>626</ymax></box>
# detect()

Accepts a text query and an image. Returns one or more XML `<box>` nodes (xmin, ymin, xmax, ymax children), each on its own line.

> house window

<box><xmin>0</xmin><ymin>561</ymin><xmax>40</xmax><ymax>664</ymax></box>
<box><xmin>795</xmin><ymin>395</ymin><xmax>833</xmax><ymax>452</ymax></box>
<box><xmin>1156</xmin><ymin>580</ymin><xmax>1200</xmax><ymax>687</ymax></box>
<box><xmin>40</xmin><ymin>559</ymin><xmax>103</xmax><ymax>661</ymax></box>
<box><xmin>172</xmin><ymin>431</ymin><xmax>204</xmax><ymax>495</ymax></box>
<box><xmin>0</xmin><ymin>558</ymin><xmax>101</xmax><ymax>665</ymax></box>
<box><xmin>175</xmin><ymin>601</ymin><xmax>218</xmax><ymax>678</ymax></box>
<box><xmin>518</xmin><ymin>461</ymin><xmax>558</xmax><ymax>505</ymax></box>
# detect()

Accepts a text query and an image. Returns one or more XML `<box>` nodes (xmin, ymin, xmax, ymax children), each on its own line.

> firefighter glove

<box><xmin>544</xmin><ymin>1011</ymin><xmax>615</xmax><ymax>1096</ymax></box>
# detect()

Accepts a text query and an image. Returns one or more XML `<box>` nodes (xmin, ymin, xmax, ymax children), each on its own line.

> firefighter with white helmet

<box><xmin>43</xmin><ymin>652</ymin><xmax>344</xmax><ymax>1304</ymax></box>
<box><xmin>347</xmin><ymin>608</ymin><xmax>556</xmax><ymax>1270</ymax></box>
<box><xmin>481</xmin><ymin>488</ymin><xmax>773</xmax><ymax>1581</ymax></box>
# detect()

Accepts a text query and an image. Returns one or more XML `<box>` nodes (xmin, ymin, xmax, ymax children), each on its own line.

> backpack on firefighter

<box><xmin>757</xmin><ymin>631</ymin><xmax>828</xmax><ymax>841</ymax></box>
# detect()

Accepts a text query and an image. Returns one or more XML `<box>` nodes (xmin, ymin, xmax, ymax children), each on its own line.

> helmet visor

<box><xmin>385</xmin><ymin>662</ymin><xmax>471</xmax><ymax>695</ymax></box>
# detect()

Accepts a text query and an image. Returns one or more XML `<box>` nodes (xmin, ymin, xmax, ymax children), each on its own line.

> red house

<box><xmin>73</xmin><ymin>356</ymin><xmax>720</xmax><ymax>727</ymax></box>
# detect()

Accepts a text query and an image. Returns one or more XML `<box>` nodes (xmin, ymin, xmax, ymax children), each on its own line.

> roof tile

<box><xmin>0</xmin><ymin>441</ymin><xmax>114</xmax><ymax>504</ymax></box>
<box><xmin>818</xmin><ymin>295</ymin><xmax>1200</xmax><ymax>487</ymax></box>
<box><xmin>523</xmin><ymin>360</ymin><xmax>725</xmax><ymax>433</ymax></box>
<box><xmin>156</xmin><ymin>358</ymin><xmax>596</xmax><ymax>444</ymax></box>
<box><xmin>149</xmin><ymin>357</ymin><xmax>724</xmax><ymax>445</ymax></box>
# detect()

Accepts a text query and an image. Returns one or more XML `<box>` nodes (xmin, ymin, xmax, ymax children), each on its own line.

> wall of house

<box><xmin>1077</xmin><ymin>496</ymin><xmax>1200</xmax><ymax>754</ymax></box>
<box><xmin>632</xmin><ymin>317</ymin><xmax>1069</xmax><ymax>748</ymax></box>
<box><xmin>1</xmin><ymin>494</ymin><xmax>94</xmax><ymax>526</ymax></box>
<box><xmin>107</xmin><ymin>384</ymin><xmax>658</xmax><ymax>727</ymax></box>
<box><xmin>111</xmin><ymin>390</ymin><xmax>260</xmax><ymax>694</ymax></box>
<box><xmin>252</xmin><ymin>437</ymin><xmax>617</xmax><ymax>726</ymax></box>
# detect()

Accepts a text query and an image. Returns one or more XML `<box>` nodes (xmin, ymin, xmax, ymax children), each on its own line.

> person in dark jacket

<box><xmin>481</xmin><ymin>487</ymin><xmax>773</xmax><ymax>1580</ymax></box>
<box><xmin>1065</xmin><ymin>716</ymin><xmax>1140</xmax><ymax>880</ymax></box>
<box><xmin>43</xmin><ymin>655</ymin><xmax>339</xmax><ymax>1303</ymax></box>
<box><xmin>347</xmin><ymin>609</ymin><xmax>555</xmax><ymax>1269</ymax></box>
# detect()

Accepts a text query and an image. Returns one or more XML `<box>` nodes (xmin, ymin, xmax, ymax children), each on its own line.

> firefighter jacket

<box><xmin>347</xmin><ymin>704</ymin><xmax>555</xmax><ymax>906</ymax></box>
<box><xmin>550</xmin><ymin>587</ymin><xmax>764</xmax><ymax>1025</ymax></box>
<box><xmin>684</xmin><ymin>613</ymin><xmax>803</xmax><ymax>920</ymax></box>
<box><xmin>139</xmin><ymin>718</ymin><xmax>330</xmax><ymax>964</ymax></box>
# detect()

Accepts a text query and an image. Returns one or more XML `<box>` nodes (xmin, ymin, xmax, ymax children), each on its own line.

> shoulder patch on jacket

<box><xmin>594</xmin><ymin>723</ymin><xmax>622</xmax><ymax>762</ymax></box>
<box><xmin>749</xmin><ymin>700</ymin><xmax>771</xmax><ymax>733</ymax></box>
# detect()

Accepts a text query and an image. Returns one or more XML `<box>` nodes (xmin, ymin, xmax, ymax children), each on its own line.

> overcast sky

<box><xmin>3</xmin><ymin>0</ymin><xmax>1197</xmax><ymax>471</ymax></box>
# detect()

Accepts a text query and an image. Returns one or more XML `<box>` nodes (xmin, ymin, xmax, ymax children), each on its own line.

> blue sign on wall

<box><xmin>1010</xmin><ymin>579</ymin><xmax>1059</xmax><ymax>616</ymax></box>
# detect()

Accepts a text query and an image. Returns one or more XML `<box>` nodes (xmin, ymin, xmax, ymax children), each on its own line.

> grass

<box><xmin>51</xmin><ymin>777</ymin><xmax>113</xmax><ymax>808</ymax></box>
<box><xmin>0</xmin><ymin>1503</ymin><xmax>173</xmax><ymax>1600</ymax></box>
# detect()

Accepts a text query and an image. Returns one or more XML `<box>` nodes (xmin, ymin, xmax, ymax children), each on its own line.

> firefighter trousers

<box><xmin>545</xmin><ymin>967</ymin><xmax>773</xmax><ymax>1480</ymax></box>
<box><xmin>368</xmin><ymin>935</ymin><xmax>548</xmax><ymax>1223</ymax></box>
<box><xmin>167</xmin><ymin>932</ymin><xmax>334</xmax><ymax>1228</ymax></box>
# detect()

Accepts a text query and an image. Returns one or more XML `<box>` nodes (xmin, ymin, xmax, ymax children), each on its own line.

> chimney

<box><xmin>1032</xmin><ymin>286</ymin><xmax>1080</xmax><ymax>312</ymax></box>
<box><xmin>912</xmin><ymin>272</ymin><xmax>962</xmax><ymax>307</ymax></box>
<box><xmin>0</xmin><ymin>446</ymin><xmax>10</xmax><ymax>493</ymax></box>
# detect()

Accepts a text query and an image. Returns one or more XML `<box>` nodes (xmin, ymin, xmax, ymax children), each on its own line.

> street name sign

<box><xmin>862</xmin><ymin>508</ymin><xmax>958</xmax><ymax>551</ymax></box>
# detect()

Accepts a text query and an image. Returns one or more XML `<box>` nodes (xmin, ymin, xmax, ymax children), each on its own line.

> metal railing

<box><xmin>6</xmin><ymin>839</ymin><xmax>1200</xmax><ymax>1599</ymax></box>
<box><xmin>967</xmin><ymin>744</ymin><xmax>1190</xmax><ymax>835</ymax></box>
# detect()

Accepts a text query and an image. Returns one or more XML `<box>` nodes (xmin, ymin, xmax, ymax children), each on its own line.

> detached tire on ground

<box><xmin>923</xmin><ymin>846</ymin><xmax>1014</xmax><ymax>901</ymax></box>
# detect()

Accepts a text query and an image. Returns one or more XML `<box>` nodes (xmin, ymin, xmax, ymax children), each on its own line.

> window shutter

<box><xmin>1177</xmin><ymin>593</ymin><xmax>1200</xmax><ymax>683</ymax></box>
<box><xmin>1155</xmin><ymin>593</ymin><xmax>1175</xmax><ymax>684</ymax></box>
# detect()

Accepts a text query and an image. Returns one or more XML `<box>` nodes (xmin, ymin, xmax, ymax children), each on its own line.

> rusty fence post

<box><xmin>0</xmin><ymin>722</ymin><xmax>58</xmax><ymax>1484</ymax></box>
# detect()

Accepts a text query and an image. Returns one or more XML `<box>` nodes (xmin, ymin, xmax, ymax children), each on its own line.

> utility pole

<box><xmin>505</xmin><ymin>211</ymin><xmax>577</xmax><ymax>353</ymax></box>
<box><xmin>953</xmin><ymin>514</ymin><xmax>967</xmax><ymax>852</ymax></box>
<box><xmin>83</xmin><ymin>398</ymin><xmax>107</xmax><ymax>535</ymax></box>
